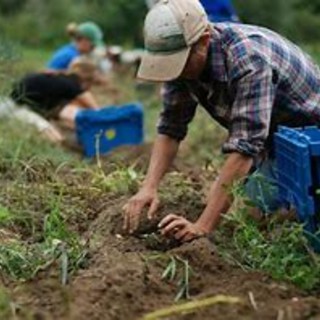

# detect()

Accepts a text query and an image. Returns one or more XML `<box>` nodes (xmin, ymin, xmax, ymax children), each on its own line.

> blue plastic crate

<box><xmin>76</xmin><ymin>103</ymin><xmax>144</xmax><ymax>158</ymax></box>
<box><xmin>274</xmin><ymin>126</ymin><xmax>320</xmax><ymax>251</ymax></box>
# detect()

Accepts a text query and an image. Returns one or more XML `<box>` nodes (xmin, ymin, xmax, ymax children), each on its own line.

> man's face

<box><xmin>179</xmin><ymin>33</ymin><xmax>210</xmax><ymax>80</ymax></box>
<box><xmin>75</xmin><ymin>36</ymin><xmax>94</xmax><ymax>54</ymax></box>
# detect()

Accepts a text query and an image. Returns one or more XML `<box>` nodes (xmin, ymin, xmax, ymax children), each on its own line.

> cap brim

<box><xmin>74</xmin><ymin>30</ymin><xmax>102</xmax><ymax>47</ymax></box>
<box><xmin>137</xmin><ymin>47</ymin><xmax>191</xmax><ymax>82</ymax></box>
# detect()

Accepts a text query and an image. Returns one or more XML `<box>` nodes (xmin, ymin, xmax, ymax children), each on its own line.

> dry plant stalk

<box><xmin>142</xmin><ymin>295</ymin><xmax>242</xmax><ymax>320</ymax></box>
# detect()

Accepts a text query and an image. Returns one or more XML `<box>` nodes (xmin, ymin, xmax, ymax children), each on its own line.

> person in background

<box><xmin>123</xmin><ymin>0</ymin><xmax>320</xmax><ymax>241</ymax></box>
<box><xmin>47</xmin><ymin>22</ymin><xmax>104</xmax><ymax>72</ymax></box>
<box><xmin>146</xmin><ymin>0</ymin><xmax>239</xmax><ymax>23</ymax></box>
<box><xmin>66</xmin><ymin>22</ymin><xmax>78</xmax><ymax>38</ymax></box>
<box><xmin>200</xmin><ymin>0</ymin><xmax>239</xmax><ymax>22</ymax></box>
<box><xmin>2</xmin><ymin>58</ymin><xmax>99</xmax><ymax>143</ymax></box>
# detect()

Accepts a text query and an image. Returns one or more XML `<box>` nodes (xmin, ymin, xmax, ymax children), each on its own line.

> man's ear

<box><xmin>197</xmin><ymin>30</ymin><xmax>211</xmax><ymax>49</ymax></box>
<box><xmin>202</xmin><ymin>31</ymin><xmax>211</xmax><ymax>46</ymax></box>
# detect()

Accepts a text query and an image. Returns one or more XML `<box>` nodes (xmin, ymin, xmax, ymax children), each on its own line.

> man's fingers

<box><xmin>130</xmin><ymin>199</ymin><xmax>150</xmax><ymax>233</ymax></box>
<box><xmin>123</xmin><ymin>211</ymin><xmax>129</xmax><ymax>232</ymax></box>
<box><xmin>123</xmin><ymin>194</ymin><xmax>157</xmax><ymax>234</ymax></box>
<box><xmin>123</xmin><ymin>201</ymin><xmax>139</xmax><ymax>233</ymax></box>
<box><xmin>161</xmin><ymin>219</ymin><xmax>186</xmax><ymax>236</ymax></box>
<box><xmin>174</xmin><ymin>228</ymin><xmax>189</xmax><ymax>241</ymax></box>
<box><xmin>147</xmin><ymin>198</ymin><xmax>159</xmax><ymax>220</ymax></box>
<box><xmin>122</xmin><ymin>203</ymin><xmax>132</xmax><ymax>232</ymax></box>
<box><xmin>158</xmin><ymin>214</ymin><xmax>180</xmax><ymax>229</ymax></box>
<box><xmin>129</xmin><ymin>202</ymin><xmax>141</xmax><ymax>233</ymax></box>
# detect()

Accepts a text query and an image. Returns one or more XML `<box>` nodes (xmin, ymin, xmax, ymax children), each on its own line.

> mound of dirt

<box><xmin>12</xmin><ymin>201</ymin><xmax>320</xmax><ymax>320</ymax></box>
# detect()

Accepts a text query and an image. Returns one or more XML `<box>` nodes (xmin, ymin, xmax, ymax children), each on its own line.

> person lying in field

<box><xmin>0</xmin><ymin>57</ymin><xmax>99</xmax><ymax>143</ymax></box>
<box><xmin>123</xmin><ymin>0</ymin><xmax>320</xmax><ymax>242</ymax></box>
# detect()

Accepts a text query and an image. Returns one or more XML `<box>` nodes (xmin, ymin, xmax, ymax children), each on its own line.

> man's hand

<box><xmin>123</xmin><ymin>188</ymin><xmax>160</xmax><ymax>234</ymax></box>
<box><xmin>122</xmin><ymin>134</ymin><xmax>179</xmax><ymax>234</ymax></box>
<box><xmin>159</xmin><ymin>214</ymin><xmax>208</xmax><ymax>242</ymax></box>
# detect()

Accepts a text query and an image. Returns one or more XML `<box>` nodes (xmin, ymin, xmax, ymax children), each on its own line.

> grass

<box><xmin>0</xmin><ymin>187</ymin><xmax>88</xmax><ymax>283</ymax></box>
<box><xmin>0</xmin><ymin>290</ymin><xmax>15</xmax><ymax>320</ymax></box>
<box><xmin>0</xmin><ymin>44</ymin><xmax>320</xmax><ymax>316</ymax></box>
<box><xmin>216</xmin><ymin>184</ymin><xmax>320</xmax><ymax>291</ymax></box>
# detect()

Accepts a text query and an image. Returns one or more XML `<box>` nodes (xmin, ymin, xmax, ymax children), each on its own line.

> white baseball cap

<box><xmin>138</xmin><ymin>0</ymin><xmax>209</xmax><ymax>82</ymax></box>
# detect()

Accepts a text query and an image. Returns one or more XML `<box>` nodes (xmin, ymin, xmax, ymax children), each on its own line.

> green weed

<box><xmin>0</xmin><ymin>188</ymin><xmax>88</xmax><ymax>284</ymax></box>
<box><xmin>145</xmin><ymin>254</ymin><xmax>193</xmax><ymax>302</ymax></box>
<box><xmin>91</xmin><ymin>165</ymin><xmax>141</xmax><ymax>195</ymax></box>
<box><xmin>217</xmin><ymin>196</ymin><xmax>320</xmax><ymax>291</ymax></box>
<box><xmin>0</xmin><ymin>290</ymin><xmax>16</xmax><ymax>320</ymax></box>
<box><xmin>0</xmin><ymin>120</ymin><xmax>74</xmax><ymax>166</ymax></box>
<box><xmin>0</xmin><ymin>206</ymin><xmax>12</xmax><ymax>224</ymax></box>
<box><xmin>0</xmin><ymin>231</ymin><xmax>87</xmax><ymax>284</ymax></box>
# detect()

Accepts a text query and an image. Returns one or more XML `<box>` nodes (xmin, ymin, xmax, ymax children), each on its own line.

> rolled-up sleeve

<box><xmin>223</xmin><ymin>52</ymin><xmax>277</xmax><ymax>157</ymax></box>
<box><xmin>157</xmin><ymin>81</ymin><xmax>198</xmax><ymax>141</ymax></box>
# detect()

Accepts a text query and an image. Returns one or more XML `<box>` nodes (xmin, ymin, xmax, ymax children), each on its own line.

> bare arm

<box><xmin>123</xmin><ymin>134</ymin><xmax>180</xmax><ymax>233</ymax></box>
<box><xmin>143</xmin><ymin>134</ymin><xmax>180</xmax><ymax>190</ymax></box>
<box><xmin>71</xmin><ymin>92</ymin><xmax>99</xmax><ymax>109</ymax></box>
<box><xmin>196</xmin><ymin>152</ymin><xmax>253</xmax><ymax>233</ymax></box>
<box><xmin>160</xmin><ymin>152</ymin><xmax>253</xmax><ymax>240</ymax></box>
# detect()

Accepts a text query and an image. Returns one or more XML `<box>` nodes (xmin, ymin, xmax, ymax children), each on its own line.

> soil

<box><xmin>2</xmin><ymin>80</ymin><xmax>320</xmax><ymax>319</ymax></box>
<box><xmin>8</xmin><ymin>181</ymin><xmax>320</xmax><ymax>320</ymax></box>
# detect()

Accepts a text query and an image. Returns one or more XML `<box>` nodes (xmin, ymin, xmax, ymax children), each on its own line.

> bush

<box><xmin>233</xmin><ymin>0</ymin><xmax>320</xmax><ymax>44</ymax></box>
<box><xmin>0</xmin><ymin>0</ymin><xmax>147</xmax><ymax>48</ymax></box>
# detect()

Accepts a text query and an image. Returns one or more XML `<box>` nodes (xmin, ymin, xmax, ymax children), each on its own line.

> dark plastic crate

<box><xmin>76</xmin><ymin>103</ymin><xmax>144</xmax><ymax>158</ymax></box>
<box><xmin>274</xmin><ymin>126</ymin><xmax>320</xmax><ymax>251</ymax></box>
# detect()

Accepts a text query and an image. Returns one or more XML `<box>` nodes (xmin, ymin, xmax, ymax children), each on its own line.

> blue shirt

<box><xmin>47</xmin><ymin>43</ymin><xmax>80</xmax><ymax>71</ymax></box>
<box><xmin>200</xmin><ymin>0</ymin><xmax>238</xmax><ymax>22</ymax></box>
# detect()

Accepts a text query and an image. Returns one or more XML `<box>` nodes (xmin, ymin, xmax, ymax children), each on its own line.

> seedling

<box><xmin>161</xmin><ymin>255</ymin><xmax>192</xmax><ymax>302</ymax></box>
<box><xmin>91</xmin><ymin>163</ymin><xmax>141</xmax><ymax>195</ymax></box>
<box><xmin>161</xmin><ymin>255</ymin><xmax>177</xmax><ymax>282</ymax></box>
<box><xmin>0</xmin><ymin>206</ymin><xmax>12</xmax><ymax>224</ymax></box>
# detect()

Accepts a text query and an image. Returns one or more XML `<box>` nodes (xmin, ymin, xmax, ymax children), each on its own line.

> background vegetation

<box><xmin>0</xmin><ymin>0</ymin><xmax>319</xmax><ymax>48</ymax></box>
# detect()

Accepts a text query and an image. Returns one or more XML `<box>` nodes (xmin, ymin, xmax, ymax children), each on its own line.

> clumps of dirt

<box><xmin>103</xmin><ymin>144</ymin><xmax>153</xmax><ymax>173</ymax></box>
<box><xmin>14</xmin><ymin>203</ymin><xmax>320</xmax><ymax>320</ymax></box>
<box><xmin>67</xmin><ymin>247</ymin><xmax>169</xmax><ymax>320</ymax></box>
<box><xmin>170</xmin><ymin>237</ymin><xmax>217</xmax><ymax>267</ymax></box>
<box><xmin>2</xmin><ymin>146</ymin><xmax>320</xmax><ymax>320</ymax></box>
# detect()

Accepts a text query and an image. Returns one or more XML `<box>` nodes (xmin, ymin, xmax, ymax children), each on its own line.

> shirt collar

<box><xmin>200</xmin><ymin>26</ymin><xmax>228</xmax><ymax>83</ymax></box>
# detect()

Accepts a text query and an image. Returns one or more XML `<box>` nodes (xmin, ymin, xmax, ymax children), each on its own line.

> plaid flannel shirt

<box><xmin>158</xmin><ymin>23</ymin><xmax>320</xmax><ymax>157</ymax></box>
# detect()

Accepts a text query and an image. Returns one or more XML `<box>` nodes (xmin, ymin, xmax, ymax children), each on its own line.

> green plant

<box><xmin>92</xmin><ymin>165</ymin><xmax>141</xmax><ymax>195</ymax></box>
<box><xmin>151</xmin><ymin>255</ymin><xmax>192</xmax><ymax>302</ymax></box>
<box><xmin>0</xmin><ymin>188</ymin><xmax>88</xmax><ymax>284</ymax></box>
<box><xmin>216</xmin><ymin>188</ymin><xmax>320</xmax><ymax>291</ymax></box>
<box><xmin>0</xmin><ymin>206</ymin><xmax>13</xmax><ymax>224</ymax></box>
<box><xmin>162</xmin><ymin>255</ymin><xmax>192</xmax><ymax>302</ymax></box>
<box><xmin>0</xmin><ymin>290</ymin><xmax>15</xmax><ymax>319</ymax></box>
<box><xmin>42</xmin><ymin>190</ymin><xmax>88</xmax><ymax>284</ymax></box>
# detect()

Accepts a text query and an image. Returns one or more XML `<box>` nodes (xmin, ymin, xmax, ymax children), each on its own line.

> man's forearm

<box><xmin>197</xmin><ymin>152</ymin><xmax>254</xmax><ymax>232</ymax></box>
<box><xmin>143</xmin><ymin>134</ymin><xmax>179</xmax><ymax>190</ymax></box>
